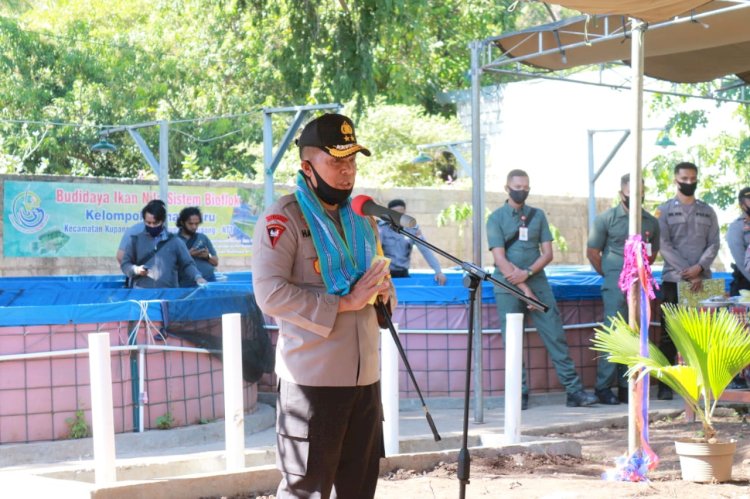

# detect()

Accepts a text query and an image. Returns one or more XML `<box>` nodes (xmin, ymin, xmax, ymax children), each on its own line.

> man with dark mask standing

<box><xmin>121</xmin><ymin>200</ymin><xmax>206</xmax><ymax>288</ymax></box>
<box><xmin>252</xmin><ymin>113</ymin><xmax>394</xmax><ymax>499</ymax></box>
<box><xmin>723</xmin><ymin>187</ymin><xmax>750</xmax><ymax>389</ymax></box>
<box><xmin>587</xmin><ymin>174</ymin><xmax>660</xmax><ymax>404</ymax></box>
<box><xmin>656</xmin><ymin>161</ymin><xmax>720</xmax><ymax>399</ymax></box>
<box><xmin>487</xmin><ymin>169</ymin><xmax>598</xmax><ymax>410</ymax></box>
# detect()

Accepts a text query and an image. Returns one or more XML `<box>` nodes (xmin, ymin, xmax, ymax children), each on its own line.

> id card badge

<box><xmin>519</xmin><ymin>227</ymin><xmax>529</xmax><ymax>241</ymax></box>
<box><xmin>645</xmin><ymin>242</ymin><xmax>652</xmax><ymax>257</ymax></box>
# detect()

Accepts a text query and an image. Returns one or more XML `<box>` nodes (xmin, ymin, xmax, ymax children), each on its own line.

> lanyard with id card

<box><xmin>504</xmin><ymin>207</ymin><xmax>537</xmax><ymax>250</ymax></box>
<box><xmin>519</xmin><ymin>214</ymin><xmax>529</xmax><ymax>241</ymax></box>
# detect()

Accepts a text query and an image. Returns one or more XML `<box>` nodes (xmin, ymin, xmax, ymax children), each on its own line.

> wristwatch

<box><xmin>527</xmin><ymin>268</ymin><xmax>534</xmax><ymax>277</ymax></box>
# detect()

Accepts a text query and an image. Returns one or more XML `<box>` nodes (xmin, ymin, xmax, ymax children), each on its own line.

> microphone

<box><xmin>351</xmin><ymin>195</ymin><xmax>417</xmax><ymax>228</ymax></box>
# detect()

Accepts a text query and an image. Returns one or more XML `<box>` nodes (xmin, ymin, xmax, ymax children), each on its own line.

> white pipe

<box><xmin>381</xmin><ymin>322</ymin><xmax>400</xmax><ymax>456</ymax></box>
<box><xmin>0</xmin><ymin>344</ymin><xmax>216</xmax><ymax>363</ymax></box>
<box><xmin>88</xmin><ymin>333</ymin><xmax>117</xmax><ymax>484</ymax></box>
<box><xmin>138</xmin><ymin>348</ymin><xmax>146</xmax><ymax>433</ymax></box>
<box><xmin>504</xmin><ymin>313</ymin><xmax>524</xmax><ymax>444</ymax></box>
<box><xmin>222</xmin><ymin>313</ymin><xmax>245</xmax><ymax>471</ymax></box>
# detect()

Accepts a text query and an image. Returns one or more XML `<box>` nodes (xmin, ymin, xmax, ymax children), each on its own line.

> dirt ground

<box><xmin>210</xmin><ymin>409</ymin><xmax>750</xmax><ymax>499</ymax></box>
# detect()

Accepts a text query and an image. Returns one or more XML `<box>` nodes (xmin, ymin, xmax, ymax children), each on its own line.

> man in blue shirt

<box><xmin>176</xmin><ymin>206</ymin><xmax>219</xmax><ymax>286</ymax></box>
<box><xmin>121</xmin><ymin>201</ymin><xmax>205</xmax><ymax>288</ymax></box>
<box><xmin>378</xmin><ymin>199</ymin><xmax>446</xmax><ymax>285</ymax></box>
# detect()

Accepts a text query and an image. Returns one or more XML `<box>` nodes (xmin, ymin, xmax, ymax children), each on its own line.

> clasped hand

<box><xmin>339</xmin><ymin>260</ymin><xmax>391</xmax><ymax>312</ymax></box>
<box><xmin>504</xmin><ymin>266</ymin><xmax>528</xmax><ymax>285</ymax></box>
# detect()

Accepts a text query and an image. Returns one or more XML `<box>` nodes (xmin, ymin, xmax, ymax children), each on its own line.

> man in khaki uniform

<box><xmin>656</xmin><ymin>161</ymin><xmax>720</xmax><ymax>399</ymax></box>
<box><xmin>252</xmin><ymin>113</ymin><xmax>394</xmax><ymax>499</ymax></box>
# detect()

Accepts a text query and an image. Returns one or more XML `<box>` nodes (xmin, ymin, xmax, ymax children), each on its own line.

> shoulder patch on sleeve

<box><xmin>266</xmin><ymin>223</ymin><xmax>286</xmax><ymax>248</ymax></box>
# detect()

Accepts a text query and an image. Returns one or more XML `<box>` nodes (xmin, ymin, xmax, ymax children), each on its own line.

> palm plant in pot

<box><xmin>592</xmin><ymin>303</ymin><xmax>750</xmax><ymax>482</ymax></box>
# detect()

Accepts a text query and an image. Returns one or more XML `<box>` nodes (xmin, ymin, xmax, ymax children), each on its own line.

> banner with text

<box><xmin>3</xmin><ymin>180</ymin><xmax>263</xmax><ymax>257</ymax></box>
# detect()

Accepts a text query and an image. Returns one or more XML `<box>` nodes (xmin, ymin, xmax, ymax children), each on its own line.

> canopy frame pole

<box><xmin>627</xmin><ymin>17</ymin><xmax>647</xmax><ymax>457</ymax></box>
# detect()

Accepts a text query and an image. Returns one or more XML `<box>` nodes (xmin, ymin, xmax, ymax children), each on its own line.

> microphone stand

<box><xmin>382</xmin><ymin>220</ymin><xmax>548</xmax><ymax>499</ymax></box>
<box><xmin>376</xmin><ymin>300</ymin><xmax>442</xmax><ymax>442</ymax></box>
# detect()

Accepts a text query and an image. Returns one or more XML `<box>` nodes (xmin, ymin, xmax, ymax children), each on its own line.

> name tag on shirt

<box><xmin>645</xmin><ymin>242</ymin><xmax>652</xmax><ymax>257</ymax></box>
<box><xmin>519</xmin><ymin>227</ymin><xmax>529</xmax><ymax>241</ymax></box>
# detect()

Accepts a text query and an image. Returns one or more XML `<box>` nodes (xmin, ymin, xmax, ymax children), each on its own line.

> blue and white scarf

<box><xmin>295</xmin><ymin>172</ymin><xmax>377</xmax><ymax>295</ymax></box>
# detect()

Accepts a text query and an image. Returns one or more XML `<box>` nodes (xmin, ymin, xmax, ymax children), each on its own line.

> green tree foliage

<box><xmin>0</xmin><ymin>1</ymin><xmax>526</xmax><ymax>183</ymax></box>
<box><xmin>647</xmin><ymin>92</ymin><xmax>750</xmax><ymax>208</ymax></box>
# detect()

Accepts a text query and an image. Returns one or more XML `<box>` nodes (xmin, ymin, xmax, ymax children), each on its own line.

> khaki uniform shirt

<box><xmin>657</xmin><ymin>197</ymin><xmax>720</xmax><ymax>283</ymax></box>
<box><xmin>252</xmin><ymin>193</ymin><xmax>392</xmax><ymax>387</ymax></box>
<box><xmin>726</xmin><ymin>216</ymin><xmax>750</xmax><ymax>281</ymax></box>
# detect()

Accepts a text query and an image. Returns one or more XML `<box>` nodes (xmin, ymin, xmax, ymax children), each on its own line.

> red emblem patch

<box><xmin>266</xmin><ymin>214</ymin><xmax>289</xmax><ymax>223</ymax></box>
<box><xmin>266</xmin><ymin>223</ymin><xmax>286</xmax><ymax>248</ymax></box>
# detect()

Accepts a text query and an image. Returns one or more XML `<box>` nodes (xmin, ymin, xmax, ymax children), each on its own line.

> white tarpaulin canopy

<box><xmin>547</xmin><ymin>0</ymin><xmax>713</xmax><ymax>22</ymax></box>
<box><xmin>494</xmin><ymin>1</ymin><xmax>750</xmax><ymax>83</ymax></box>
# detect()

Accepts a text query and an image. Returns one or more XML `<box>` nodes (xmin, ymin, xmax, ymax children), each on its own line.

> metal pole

<box><xmin>470</xmin><ymin>40</ymin><xmax>484</xmax><ymax>424</ymax></box>
<box><xmin>263</xmin><ymin>111</ymin><xmax>274</xmax><ymax>210</ymax></box>
<box><xmin>158</xmin><ymin>120</ymin><xmax>169</xmax><ymax>207</ymax></box>
<box><xmin>587</xmin><ymin>130</ymin><xmax>596</xmax><ymax>231</ymax></box>
<box><xmin>627</xmin><ymin>18</ymin><xmax>646</xmax><ymax>457</ymax></box>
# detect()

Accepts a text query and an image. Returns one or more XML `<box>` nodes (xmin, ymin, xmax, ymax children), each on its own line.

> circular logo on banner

<box><xmin>9</xmin><ymin>190</ymin><xmax>49</xmax><ymax>234</ymax></box>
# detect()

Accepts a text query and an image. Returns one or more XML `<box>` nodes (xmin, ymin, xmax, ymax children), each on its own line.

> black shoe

<box><xmin>595</xmin><ymin>388</ymin><xmax>620</xmax><ymax>405</ymax></box>
<box><xmin>618</xmin><ymin>386</ymin><xmax>629</xmax><ymax>403</ymax></box>
<box><xmin>657</xmin><ymin>384</ymin><xmax>673</xmax><ymax>400</ymax></box>
<box><xmin>566</xmin><ymin>390</ymin><xmax>598</xmax><ymax>407</ymax></box>
<box><xmin>522</xmin><ymin>393</ymin><xmax>529</xmax><ymax>411</ymax></box>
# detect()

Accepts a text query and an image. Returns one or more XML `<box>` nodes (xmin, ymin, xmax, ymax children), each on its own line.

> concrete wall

<box><xmin>0</xmin><ymin>174</ymin><xmax>612</xmax><ymax>276</ymax></box>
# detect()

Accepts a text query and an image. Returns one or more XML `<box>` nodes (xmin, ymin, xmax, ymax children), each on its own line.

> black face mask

<box><xmin>145</xmin><ymin>224</ymin><xmax>164</xmax><ymax>237</ymax></box>
<box><xmin>621</xmin><ymin>193</ymin><xmax>644</xmax><ymax>208</ymax></box>
<box><xmin>677</xmin><ymin>181</ymin><xmax>698</xmax><ymax>197</ymax></box>
<box><xmin>305</xmin><ymin>163</ymin><xmax>353</xmax><ymax>206</ymax></box>
<box><xmin>508</xmin><ymin>188</ymin><xmax>529</xmax><ymax>204</ymax></box>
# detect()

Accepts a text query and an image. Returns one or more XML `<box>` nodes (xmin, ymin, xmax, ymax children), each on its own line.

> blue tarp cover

<box><xmin>0</xmin><ymin>267</ymin><xmax>732</xmax><ymax>326</ymax></box>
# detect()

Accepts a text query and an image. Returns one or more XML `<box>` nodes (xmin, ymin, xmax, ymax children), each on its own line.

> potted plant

<box><xmin>592</xmin><ymin>304</ymin><xmax>750</xmax><ymax>482</ymax></box>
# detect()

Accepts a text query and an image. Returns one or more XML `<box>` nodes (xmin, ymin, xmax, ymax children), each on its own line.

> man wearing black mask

<box><xmin>587</xmin><ymin>174</ymin><xmax>660</xmax><ymax>404</ymax></box>
<box><xmin>487</xmin><ymin>169</ymin><xmax>598</xmax><ymax>410</ymax></box>
<box><xmin>121</xmin><ymin>200</ymin><xmax>205</xmax><ymax>288</ymax></box>
<box><xmin>724</xmin><ymin>187</ymin><xmax>750</xmax><ymax>389</ymax></box>
<box><xmin>655</xmin><ymin>161</ymin><xmax>720</xmax><ymax>399</ymax></box>
<box><xmin>726</xmin><ymin>188</ymin><xmax>750</xmax><ymax>296</ymax></box>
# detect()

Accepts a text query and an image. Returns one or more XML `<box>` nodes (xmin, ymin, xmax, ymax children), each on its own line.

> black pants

<box><xmin>275</xmin><ymin>380</ymin><xmax>384</xmax><ymax>499</ymax></box>
<box><xmin>729</xmin><ymin>264</ymin><xmax>750</xmax><ymax>297</ymax></box>
<box><xmin>659</xmin><ymin>281</ymin><xmax>678</xmax><ymax>365</ymax></box>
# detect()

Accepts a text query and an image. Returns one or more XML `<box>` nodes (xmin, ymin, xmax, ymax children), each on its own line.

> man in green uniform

<box><xmin>487</xmin><ymin>169</ymin><xmax>598</xmax><ymax>410</ymax></box>
<box><xmin>587</xmin><ymin>174</ymin><xmax>660</xmax><ymax>404</ymax></box>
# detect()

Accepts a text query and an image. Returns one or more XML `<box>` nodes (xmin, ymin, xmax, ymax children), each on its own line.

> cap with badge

<box><xmin>296</xmin><ymin>113</ymin><xmax>371</xmax><ymax>158</ymax></box>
